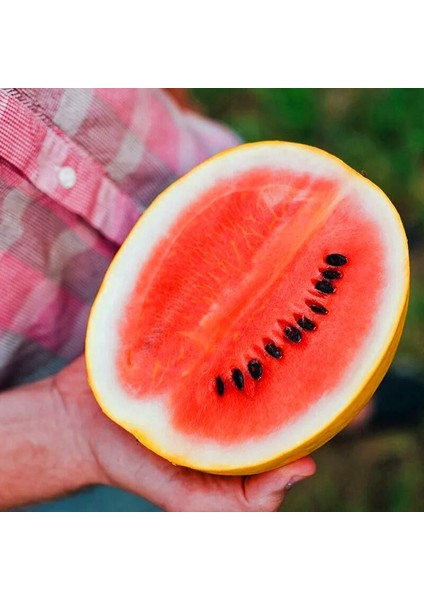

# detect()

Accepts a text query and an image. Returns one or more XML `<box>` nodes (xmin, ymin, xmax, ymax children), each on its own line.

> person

<box><xmin>0</xmin><ymin>88</ymin><xmax>316</xmax><ymax>511</ymax></box>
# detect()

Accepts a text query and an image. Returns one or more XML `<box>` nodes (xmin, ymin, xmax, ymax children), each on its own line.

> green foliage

<box><xmin>283</xmin><ymin>427</ymin><xmax>424</xmax><ymax>512</ymax></box>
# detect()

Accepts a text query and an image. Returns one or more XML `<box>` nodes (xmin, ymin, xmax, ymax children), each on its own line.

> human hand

<box><xmin>54</xmin><ymin>356</ymin><xmax>316</xmax><ymax>511</ymax></box>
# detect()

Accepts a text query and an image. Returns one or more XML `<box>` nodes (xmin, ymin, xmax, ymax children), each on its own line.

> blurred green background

<box><xmin>193</xmin><ymin>89</ymin><xmax>424</xmax><ymax>511</ymax></box>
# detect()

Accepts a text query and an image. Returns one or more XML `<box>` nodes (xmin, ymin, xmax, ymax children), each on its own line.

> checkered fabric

<box><xmin>0</xmin><ymin>89</ymin><xmax>240</xmax><ymax>389</ymax></box>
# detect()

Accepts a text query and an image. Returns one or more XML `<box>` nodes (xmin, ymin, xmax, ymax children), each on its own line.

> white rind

<box><xmin>86</xmin><ymin>142</ymin><xmax>408</xmax><ymax>471</ymax></box>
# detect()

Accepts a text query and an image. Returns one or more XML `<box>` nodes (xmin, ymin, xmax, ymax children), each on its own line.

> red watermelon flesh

<box><xmin>118</xmin><ymin>168</ymin><xmax>383</xmax><ymax>442</ymax></box>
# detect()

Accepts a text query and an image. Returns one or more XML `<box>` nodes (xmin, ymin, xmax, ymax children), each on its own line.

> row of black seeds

<box><xmin>215</xmin><ymin>253</ymin><xmax>347</xmax><ymax>396</ymax></box>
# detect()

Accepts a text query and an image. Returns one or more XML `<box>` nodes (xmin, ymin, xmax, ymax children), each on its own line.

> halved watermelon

<box><xmin>86</xmin><ymin>142</ymin><xmax>409</xmax><ymax>475</ymax></box>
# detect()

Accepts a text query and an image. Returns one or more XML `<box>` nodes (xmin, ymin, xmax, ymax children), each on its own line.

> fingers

<box><xmin>155</xmin><ymin>456</ymin><xmax>316</xmax><ymax>512</ymax></box>
<box><xmin>242</xmin><ymin>457</ymin><xmax>316</xmax><ymax>511</ymax></box>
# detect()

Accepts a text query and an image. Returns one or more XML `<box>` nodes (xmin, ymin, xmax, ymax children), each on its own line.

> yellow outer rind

<box><xmin>86</xmin><ymin>141</ymin><xmax>410</xmax><ymax>476</ymax></box>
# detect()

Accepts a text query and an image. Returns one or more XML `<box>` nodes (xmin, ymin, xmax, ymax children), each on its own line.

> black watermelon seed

<box><xmin>284</xmin><ymin>326</ymin><xmax>302</xmax><ymax>343</ymax></box>
<box><xmin>216</xmin><ymin>376</ymin><xmax>225</xmax><ymax>396</ymax></box>
<box><xmin>297</xmin><ymin>316</ymin><xmax>316</xmax><ymax>331</ymax></box>
<box><xmin>265</xmin><ymin>343</ymin><xmax>283</xmax><ymax>359</ymax></box>
<box><xmin>322</xmin><ymin>269</ymin><xmax>342</xmax><ymax>280</ymax></box>
<box><xmin>248</xmin><ymin>359</ymin><xmax>263</xmax><ymax>380</ymax></box>
<box><xmin>315</xmin><ymin>280</ymin><xmax>335</xmax><ymax>294</ymax></box>
<box><xmin>326</xmin><ymin>253</ymin><xmax>348</xmax><ymax>267</ymax></box>
<box><xmin>309</xmin><ymin>303</ymin><xmax>328</xmax><ymax>315</ymax></box>
<box><xmin>232</xmin><ymin>368</ymin><xmax>244</xmax><ymax>390</ymax></box>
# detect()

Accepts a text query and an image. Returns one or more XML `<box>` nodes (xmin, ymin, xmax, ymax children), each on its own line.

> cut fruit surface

<box><xmin>86</xmin><ymin>142</ymin><xmax>409</xmax><ymax>475</ymax></box>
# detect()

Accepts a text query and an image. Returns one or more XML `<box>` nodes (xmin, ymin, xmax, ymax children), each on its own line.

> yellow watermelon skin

<box><xmin>86</xmin><ymin>142</ymin><xmax>410</xmax><ymax>475</ymax></box>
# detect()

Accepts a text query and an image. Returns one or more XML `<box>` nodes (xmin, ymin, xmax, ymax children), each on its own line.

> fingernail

<box><xmin>284</xmin><ymin>475</ymin><xmax>308</xmax><ymax>491</ymax></box>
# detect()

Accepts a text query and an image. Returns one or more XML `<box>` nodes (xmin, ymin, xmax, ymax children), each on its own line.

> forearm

<box><xmin>0</xmin><ymin>376</ymin><xmax>97</xmax><ymax>510</ymax></box>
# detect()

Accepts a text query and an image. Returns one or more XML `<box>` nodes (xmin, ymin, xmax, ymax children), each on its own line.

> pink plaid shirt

<box><xmin>0</xmin><ymin>89</ymin><xmax>240</xmax><ymax>390</ymax></box>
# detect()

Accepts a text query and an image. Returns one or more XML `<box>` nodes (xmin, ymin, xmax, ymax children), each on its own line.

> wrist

<box><xmin>51</xmin><ymin>358</ymin><xmax>106</xmax><ymax>489</ymax></box>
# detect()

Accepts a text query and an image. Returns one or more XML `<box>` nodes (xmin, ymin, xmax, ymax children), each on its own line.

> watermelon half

<box><xmin>86</xmin><ymin>142</ymin><xmax>409</xmax><ymax>475</ymax></box>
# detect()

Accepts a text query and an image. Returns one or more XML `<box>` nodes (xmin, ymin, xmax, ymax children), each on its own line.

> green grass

<box><xmin>193</xmin><ymin>89</ymin><xmax>424</xmax><ymax>511</ymax></box>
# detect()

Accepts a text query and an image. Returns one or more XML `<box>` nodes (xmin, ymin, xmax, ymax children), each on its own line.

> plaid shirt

<box><xmin>0</xmin><ymin>89</ymin><xmax>239</xmax><ymax>390</ymax></box>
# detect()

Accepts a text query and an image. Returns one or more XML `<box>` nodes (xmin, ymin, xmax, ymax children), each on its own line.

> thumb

<box><xmin>243</xmin><ymin>457</ymin><xmax>316</xmax><ymax>511</ymax></box>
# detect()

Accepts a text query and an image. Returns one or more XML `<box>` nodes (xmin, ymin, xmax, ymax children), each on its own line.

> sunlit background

<box><xmin>193</xmin><ymin>89</ymin><xmax>424</xmax><ymax>511</ymax></box>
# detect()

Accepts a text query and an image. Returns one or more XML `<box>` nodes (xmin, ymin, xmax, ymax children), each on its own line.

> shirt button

<box><xmin>59</xmin><ymin>166</ymin><xmax>77</xmax><ymax>189</ymax></box>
